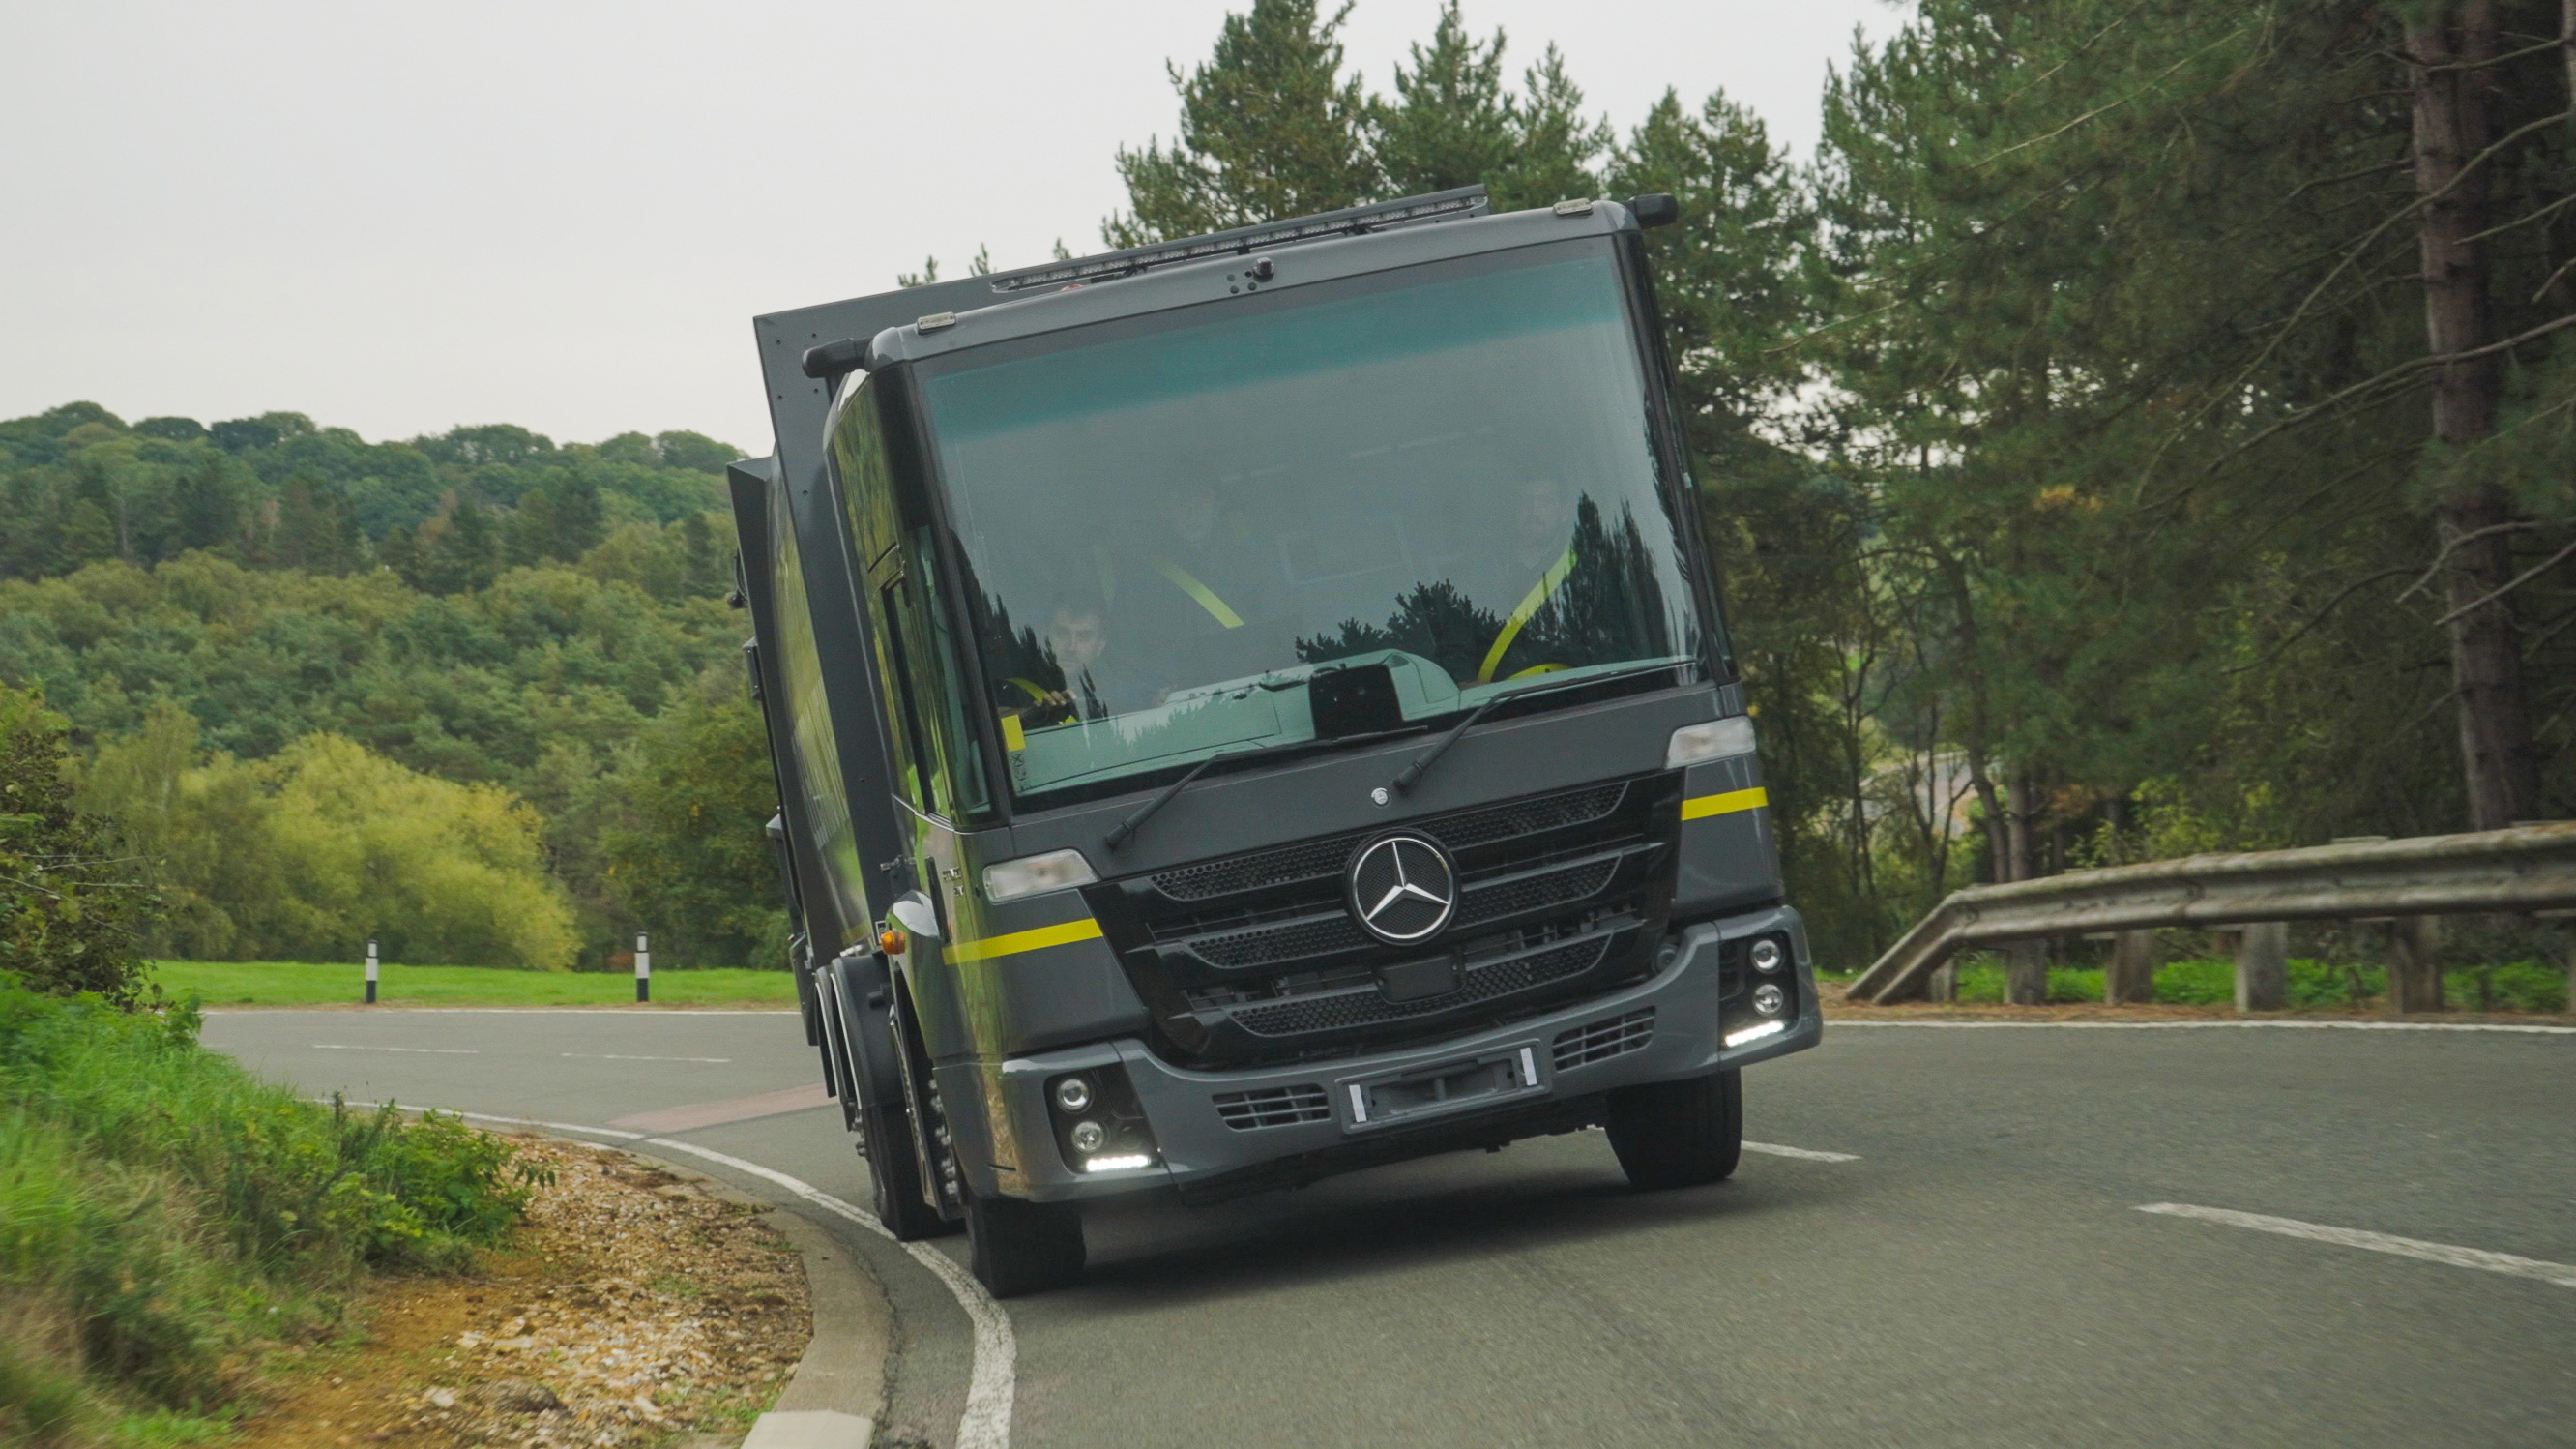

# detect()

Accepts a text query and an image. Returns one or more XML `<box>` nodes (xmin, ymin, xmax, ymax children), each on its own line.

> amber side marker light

<box><xmin>879</xmin><ymin>928</ymin><xmax>907</xmax><ymax>955</ymax></box>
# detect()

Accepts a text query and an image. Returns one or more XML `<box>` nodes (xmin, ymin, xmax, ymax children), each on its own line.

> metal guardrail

<box><xmin>1849</xmin><ymin>823</ymin><xmax>2576</xmax><ymax>1007</ymax></box>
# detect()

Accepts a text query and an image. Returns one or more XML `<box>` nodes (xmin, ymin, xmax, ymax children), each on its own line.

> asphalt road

<box><xmin>203</xmin><ymin>1010</ymin><xmax>2576</xmax><ymax>1449</ymax></box>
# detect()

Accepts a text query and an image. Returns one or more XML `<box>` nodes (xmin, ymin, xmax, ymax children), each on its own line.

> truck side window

<box><xmin>875</xmin><ymin>577</ymin><xmax>940</xmax><ymax>815</ymax></box>
<box><xmin>876</xmin><ymin>559</ymin><xmax>992</xmax><ymax>821</ymax></box>
<box><xmin>905</xmin><ymin>526</ymin><xmax>992</xmax><ymax>816</ymax></box>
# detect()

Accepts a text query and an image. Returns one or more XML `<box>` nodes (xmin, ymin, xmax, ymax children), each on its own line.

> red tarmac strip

<box><xmin>608</xmin><ymin>1082</ymin><xmax>834</xmax><ymax>1133</ymax></box>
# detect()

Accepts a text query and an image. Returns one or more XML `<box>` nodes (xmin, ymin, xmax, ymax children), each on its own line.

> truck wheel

<box><xmin>1605</xmin><ymin>1068</ymin><xmax>1742</xmax><ymax>1189</ymax></box>
<box><xmin>862</xmin><ymin>1100</ymin><xmax>948</xmax><ymax>1241</ymax></box>
<box><xmin>964</xmin><ymin>1187</ymin><xmax>1086</xmax><ymax>1298</ymax></box>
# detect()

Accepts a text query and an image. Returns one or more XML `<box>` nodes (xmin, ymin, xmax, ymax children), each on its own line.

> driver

<box><xmin>1000</xmin><ymin>596</ymin><xmax>1132</xmax><ymax>728</ymax></box>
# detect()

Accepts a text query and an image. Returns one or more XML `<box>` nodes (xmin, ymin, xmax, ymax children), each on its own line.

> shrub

<box><xmin>0</xmin><ymin>686</ymin><xmax>155</xmax><ymax>1005</ymax></box>
<box><xmin>0</xmin><ymin>972</ymin><xmax>547</xmax><ymax>1432</ymax></box>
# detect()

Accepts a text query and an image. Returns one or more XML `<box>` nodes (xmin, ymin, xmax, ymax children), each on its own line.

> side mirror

<box><xmin>889</xmin><ymin>891</ymin><xmax>941</xmax><ymax>941</ymax></box>
<box><xmin>1627</xmin><ymin>193</ymin><xmax>1681</xmax><ymax>229</ymax></box>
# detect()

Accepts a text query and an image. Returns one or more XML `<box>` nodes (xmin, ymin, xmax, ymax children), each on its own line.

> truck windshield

<box><xmin>920</xmin><ymin>241</ymin><xmax>1706</xmax><ymax>811</ymax></box>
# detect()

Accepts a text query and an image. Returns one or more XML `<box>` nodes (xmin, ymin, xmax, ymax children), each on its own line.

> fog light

<box><xmin>1749</xmin><ymin>937</ymin><xmax>1784</xmax><ymax>973</ymax></box>
<box><xmin>1052</xmin><ymin>1077</ymin><xmax>1093</xmax><ymax>1113</ymax></box>
<box><xmin>1752</xmin><ymin>983</ymin><xmax>1786</xmax><ymax>1017</ymax></box>
<box><xmin>1069</xmin><ymin>1120</ymin><xmax>1106</xmax><ymax>1153</ymax></box>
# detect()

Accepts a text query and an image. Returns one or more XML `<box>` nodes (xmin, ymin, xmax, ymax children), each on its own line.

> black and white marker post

<box><xmin>634</xmin><ymin>932</ymin><xmax>650</xmax><ymax>1003</ymax></box>
<box><xmin>364</xmin><ymin>938</ymin><xmax>379</xmax><ymax>1005</ymax></box>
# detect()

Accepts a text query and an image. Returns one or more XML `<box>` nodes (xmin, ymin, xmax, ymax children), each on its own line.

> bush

<box><xmin>0</xmin><ymin>973</ymin><xmax>548</xmax><ymax>1434</ymax></box>
<box><xmin>0</xmin><ymin>687</ymin><xmax>155</xmax><ymax>1006</ymax></box>
<box><xmin>1941</xmin><ymin>955</ymin><xmax>2567</xmax><ymax>1012</ymax></box>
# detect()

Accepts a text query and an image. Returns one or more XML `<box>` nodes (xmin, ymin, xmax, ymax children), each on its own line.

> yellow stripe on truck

<box><xmin>1681</xmin><ymin>787</ymin><xmax>1769</xmax><ymax>820</ymax></box>
<box><xmin>944</xmin><ymin>917</ymin><xmax>1105</xmax><ymax>962</ymax></box>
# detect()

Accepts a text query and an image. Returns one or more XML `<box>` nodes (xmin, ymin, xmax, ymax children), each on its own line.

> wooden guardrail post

<box><xmin>2384</xmin><ymin>917</ymin><xmax>2443</xmax><ymax>1014</ymax></box>
<box><xmin>2104</xmin><ymin>931</ymin><xmax>2156</xmax><ymax>1005</ymax></box>
<box><xmin>2232</xmin><ymin>922</ymin><xmax>2288</xmax><ymax>1012</ymax></box>
<box><xmin>2005</xmin><ymin>940</ymin><xmax>2048</xmax><ymax>1006</ymax></box>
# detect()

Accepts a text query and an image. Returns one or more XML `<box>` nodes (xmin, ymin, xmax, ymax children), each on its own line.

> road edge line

<box><xmin>366</xmin><ymin>1107</ymin><xmax>1016</xmax><ymax>1449</ymax></box>
<box><xmin>636</xmin><ymin>1138</ymin><xmax>1016</xmax><ymax>1449</ymax></box>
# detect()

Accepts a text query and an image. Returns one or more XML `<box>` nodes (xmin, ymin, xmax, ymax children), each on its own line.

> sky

<box><xmin>1</xmin><ymin>0</ymin><xmax>1909</xmax><ymax>457</ymax></box>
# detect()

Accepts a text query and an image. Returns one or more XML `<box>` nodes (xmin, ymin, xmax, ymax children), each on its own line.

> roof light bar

<box><xmin>991</xmin><ymin>188</ymin><xmax>1487</xmax><ymax>295</ymax></box>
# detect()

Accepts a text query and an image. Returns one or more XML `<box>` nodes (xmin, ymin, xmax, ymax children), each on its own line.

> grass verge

<box><xmin>144</xmin><ymin>961</ymin><xmax>797</xmax><ymax>1009</ymax></box>
<box><xmin>0</xmin><ymin>974</ymin><xmax>545</xmax><ymax>1447</ymax></box>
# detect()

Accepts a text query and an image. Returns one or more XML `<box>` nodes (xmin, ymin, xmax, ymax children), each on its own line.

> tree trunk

<box><xmin>2410</xmin><ymin>0</ymin><xmax>2543</xmax><ymax>830</ymax></box>
<box><xmin>2003</xmin><ymin>766</ymin><xmax>2048</xmax><ymax>1005</ymax></box>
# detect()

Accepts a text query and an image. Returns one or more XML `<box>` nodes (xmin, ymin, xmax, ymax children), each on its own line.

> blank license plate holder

<box><xmin>1339</xmin><ymin>1040</ymin><xmax>1544</xmax><ymax>1129</ymax></box>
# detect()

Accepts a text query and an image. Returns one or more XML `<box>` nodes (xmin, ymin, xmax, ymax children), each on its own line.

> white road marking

<box><xmin>381</xmin><ymin>1105</ymin><xmax>1017</xmax><ymax>1449</ymax></box>
<box><xmin>639</xmin><ymin>1139</ymin><xmax>1016</xmax><ymax>1449</ymax></box>
<box><xmin>311</xmin><ymin>1044</ymin><xmax>479</xmax><ymax>1054</ymax></box>
<box><xmin>560</xmin><ymin>1052</ymin><xmax>733</xmax><ymax>1063</ymax></box>
<box><xmin>1833</xmin><ymin>1020</ymin><xmax>2576</xmax><ymax>1034</ymax></box>
<box><xmin>2136</xmin><ymin>1202</ymin><xmax>2576</xmax><ymax>1288</ymax></box>
<box><xmin>1743</xmin><ymin>1140</ymin><xmax>1859</xmax><ymax>1163</ymax></box>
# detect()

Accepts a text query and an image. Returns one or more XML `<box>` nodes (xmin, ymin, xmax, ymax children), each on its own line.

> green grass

<box><xmin>0</xmin><ymin>975</ymin><xmax>544</xmax><ymax>1445</ymax></box>
<box><xmin>144</xmin><ymin>961</ymin><xmax>798</xmax><ymax>1009</ymax></box>
<box><xmin>1825</xmin><ymin>957</ymin><xmax>2569</xmax><ymax>1013</ymax></box>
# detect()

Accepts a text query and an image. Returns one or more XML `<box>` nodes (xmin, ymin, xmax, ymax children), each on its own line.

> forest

<box><xmin>5</xmin><ymin>0</ymin><xmax>2571</xmax><ymax>975</ymax></box>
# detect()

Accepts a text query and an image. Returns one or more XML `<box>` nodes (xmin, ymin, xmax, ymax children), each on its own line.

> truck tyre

<box><xmin>1606</xmin><ymin>1068</ymin><xmax>1742</xmax><ymax>1190</ymax></box>
<box><xmin>964</xmin><ymin>1187</ymin><xmax>1085</xmax><ymax>1298</ymax></box>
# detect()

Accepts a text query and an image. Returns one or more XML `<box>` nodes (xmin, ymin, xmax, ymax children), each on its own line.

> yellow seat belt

<box><xmin>1153</xmin><ymin>558</ymin><xmax>1244</xmax><ymax>628</ymax></box>
<box><xmin>1478</xmin><ymin>547</ymin><xmax>1577</xmax><ymax>683</ymax></box>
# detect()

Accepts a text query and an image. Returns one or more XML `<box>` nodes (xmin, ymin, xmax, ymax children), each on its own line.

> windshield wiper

<box><xmin>1390</xmin><ymin>662</ymin><xmax>1690</xmax><ymax>799</ymax></box>
<box><xmin>1102</xmin><ymin>726</ymin><xmax>1426</xmax><ymax>855</ymax></box>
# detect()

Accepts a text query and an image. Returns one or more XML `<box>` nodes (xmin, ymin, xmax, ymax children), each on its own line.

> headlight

<box><xmin>983</xmin><ymin>848</ymin><xmax>1098</xmax><ymax>902</ymax></box>
<box><xmin>1666</xmin><ymin>716</ymin><xmax>1756</xmax><ymax>769</ymax></box>
<box><xmin>1749</xmin><ymin>937</ymin><xmax>1785</xmax><ymax>973</ymax></box>
<box><xmin>1052</xmin><ymin>1077</ymin><xmax>1094</xmax><ymax>1113</ymax></box>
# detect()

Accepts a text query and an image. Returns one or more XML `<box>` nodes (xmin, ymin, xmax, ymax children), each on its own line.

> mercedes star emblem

<box><xmin>1347</xmin><ymin>833</ymin><xmax>1457</xmax><ymax>945</ymax></box>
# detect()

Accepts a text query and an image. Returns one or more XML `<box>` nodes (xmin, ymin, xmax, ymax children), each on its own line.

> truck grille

<box><xmin>1213</xmin><ymin>1083</ymin><xmax>1332</xmax><ymax>1129</ymax></box>
<box><xmin>1084</xmin><ymin>774</ymin><xmax>1681</xmax><ymax>1067</ymax></box>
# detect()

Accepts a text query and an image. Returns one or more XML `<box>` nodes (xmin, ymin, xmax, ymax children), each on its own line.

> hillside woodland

<box><xmin>5</xmin><ymin>0</ymin><xmax>2571</xmax><ymax>977</ymax></box>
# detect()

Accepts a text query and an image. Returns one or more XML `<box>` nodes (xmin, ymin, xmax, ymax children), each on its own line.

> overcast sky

<box><xmin>2</xmin><ymin>0</ymin><xmax>1908</xmax><ymax>456</ymax></box>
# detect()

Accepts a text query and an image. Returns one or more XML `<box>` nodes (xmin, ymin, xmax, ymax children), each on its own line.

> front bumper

<box><xmin>956</xmin><ymin>903</ymin><xmax>1820</xmax><ymax>1204</ymax></box>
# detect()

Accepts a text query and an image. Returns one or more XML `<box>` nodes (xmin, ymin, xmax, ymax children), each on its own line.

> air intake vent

<box><xmin>1553</xmin><ymin>1008</ymin><xmax>1655</xmax><ymax>1070</ymax></box>
<box><xmin>1213</xmin><ymin>1083</ymin><xmax>1332</xmax><ymax>1130</ymax></box>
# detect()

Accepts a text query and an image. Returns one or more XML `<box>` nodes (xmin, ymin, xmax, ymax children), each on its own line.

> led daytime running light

<box><xmin>1724</xmin><ymin>1020</ymin><xmax>1788</xmax><ymax>1049</ymax></box>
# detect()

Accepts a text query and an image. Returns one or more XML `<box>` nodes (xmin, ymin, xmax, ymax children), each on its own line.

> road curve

<box><xmin>203</xmin><ymin>1010</ymin><xmax>2576</xmax><ymax>1448</ymax></box>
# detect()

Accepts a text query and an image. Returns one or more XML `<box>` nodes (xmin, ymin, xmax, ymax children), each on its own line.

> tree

<box><xmin>0</xmin><ymin>686</ymin><xmax>155</xmax><ymax>1005</ymax></box>
<box><xmin>597</xmin><ymin>666</ymin><xmax>783</xmax><ymax>969</ymax></box>
<box><xmin>1369</xmin><ymin>2</ymin><xmax>1514</xmax><ymax>200</ymax></box>
<box><xmin>2406</xmin><ymin>0</ymin><xmax>2548</xmax><ymax>828</ymax></box>
<box><xmin>1368</xmin><ymin>5</ymin><xmax>1609</xmax><ymax>213</ymax></box>
<box><xmin>1105</xmin><ymin>0</ymin><xmax>1377</xmax><ymax>245</ymax></box>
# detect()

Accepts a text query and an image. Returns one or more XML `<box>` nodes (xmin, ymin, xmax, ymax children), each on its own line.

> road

<box><xmin>203</xmin><ymin>1010</ymin><xmax>2576</xmax><ymax>1449</ymax></box>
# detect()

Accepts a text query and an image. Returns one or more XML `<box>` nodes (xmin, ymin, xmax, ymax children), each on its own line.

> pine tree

<box><xmin>1105</xmin><ymin>0</ymin><xmax>1376</xmax><ymax>245</ymax></box>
